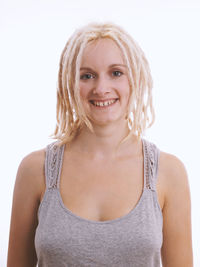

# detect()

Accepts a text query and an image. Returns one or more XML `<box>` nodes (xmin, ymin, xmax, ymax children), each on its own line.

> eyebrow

<box><xmin>80</xmin><ymin>64</ymin><xmax>127</xmax><ymax>71</ymax></box>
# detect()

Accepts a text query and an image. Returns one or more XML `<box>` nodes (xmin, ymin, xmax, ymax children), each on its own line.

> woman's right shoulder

<box><xmin>7</xmin><ymin>147</ymin><xmax>47</xmax><ymax>266</ymax></box>
<box><xmin>19</xmin><ymin>147</ymin><xmax>46</xmax><ymax>173</ymax></box>
<box><xmin>16</xmin><ymin>146</ymin><xmax>47</xmax><ymax>202</ymax></box>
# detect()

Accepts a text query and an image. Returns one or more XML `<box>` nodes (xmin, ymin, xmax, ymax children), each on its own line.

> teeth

<box><xmin>92</xmin><ymin>99</ymin><xmax>117</xmax><ymax>107</ymax></box>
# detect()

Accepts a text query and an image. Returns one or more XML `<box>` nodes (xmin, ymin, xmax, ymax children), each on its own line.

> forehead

<box><xmin>81</xmin><ymin>38</ymin><xmax>125</xmax><ymax>66</ymax></box>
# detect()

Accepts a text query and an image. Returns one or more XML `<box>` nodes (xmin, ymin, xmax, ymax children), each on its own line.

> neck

<box><xmin>68</xmin><ymin>119</ymin><xmax>139</xmax><ymax>160</ymax></box>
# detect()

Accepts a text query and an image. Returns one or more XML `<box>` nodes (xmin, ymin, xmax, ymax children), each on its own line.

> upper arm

<box><xmin>7</xmin><ymin>149</ymin><xmax>46</xmax><ymax>267</ymax></box>
<box><xmin>160</xmin><ymin>152</ymin><xmax>193</xmax><ymax>267</ymax></box>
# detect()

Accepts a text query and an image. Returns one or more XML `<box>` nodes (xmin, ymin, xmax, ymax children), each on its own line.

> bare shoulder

<box><xmin>158</xmin><ymin>150</ymin><xmax>190</xmax><ymax>199</ymax></box>
<box><xmin>16</xmin><ymin>147</ymin><xmax>46</xmax><ymax>200</ymax></box>
<box><xmin>158</xmin><ymin>151</ymin><xmax>193</xmax><ymax>266</ymax></box>
<box><xmin>19</xmin><ymin>147</ymin><xmax>46</xmax><ymax>174</ymax></box>
<box><xmin>7</xmin><ymin>147</ymin><xmax>46</xmax><ymax>266</ymax></box>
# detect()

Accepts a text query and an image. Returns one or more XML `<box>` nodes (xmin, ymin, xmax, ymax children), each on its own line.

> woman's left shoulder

<box><xmin>157</xmin><ymin>150</ymin><xmax>193</xmax><ymax>266</ymax></box>
<box><xmin>159</xmin><ymin>150</ymin><xmax>189</xmax><ymax>186</ymax></box>
<box><xmin>158</xmin><ymin>149</ymin><xmax>191</xmax><ymax>208</ymax></box>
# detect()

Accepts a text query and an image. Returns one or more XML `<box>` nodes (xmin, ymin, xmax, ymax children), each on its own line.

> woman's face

<box><xmin>79</xmin><ymin>38</ymin><xmax>130</xmax><ymax>126</ymax></box>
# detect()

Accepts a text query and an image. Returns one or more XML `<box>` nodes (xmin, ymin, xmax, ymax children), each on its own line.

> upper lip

<box><xmin>89</xmin><ymin>98</ymin><xmax>119</xmax><ymax>102</ymax></box>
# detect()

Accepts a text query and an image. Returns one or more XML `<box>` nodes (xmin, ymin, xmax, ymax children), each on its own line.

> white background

<box><xmin>1</xmin><ymin>0</ymin><xmax>200</xmax><ymax>266</ymax></box>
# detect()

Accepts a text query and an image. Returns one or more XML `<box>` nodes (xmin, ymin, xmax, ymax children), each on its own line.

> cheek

<box><xmin>79</xmin><ymin>84</ymin><xmax>88</xmax><ymax>99</ymax></box>
<box><xmin>118</xmin><ymin>77</ymin><xmax>130</xmax><ymax>94</ymax></box>
<box><xmin>120</xmin><ymin>82</ymin><xmax>130</xmax><ymax>99</ymax></box>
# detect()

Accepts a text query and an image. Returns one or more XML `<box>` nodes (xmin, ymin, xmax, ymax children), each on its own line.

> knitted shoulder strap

<box><xmin>143</xmin><ymin>139</ymin><xmax>160</xmax><ymax>191</ymax></box>
<box><xmin>44</xmin><ymin>141</ymin><xmax>64</xmax><ymax>189</ymax></box>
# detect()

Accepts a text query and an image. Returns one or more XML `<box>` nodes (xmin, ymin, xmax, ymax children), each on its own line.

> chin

<box><xmin>89</xmin><ymin>116</ymin><xmax>126</xmax><ymax>126</ymax></box>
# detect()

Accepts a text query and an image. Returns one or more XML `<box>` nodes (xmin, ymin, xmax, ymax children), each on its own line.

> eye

<box><xmin>112</xmin><ymin>70</ymin><xmax>123</xmax><ymax>77</ymax></box>
<box><xmin>80</xmin><ymin>73</ymin><xmax>95</xmax><ymax>80</ymax></box>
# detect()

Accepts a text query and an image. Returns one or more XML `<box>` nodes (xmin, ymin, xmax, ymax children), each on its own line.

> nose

<box><xmin>92</xmin><ymin>75</ymin><xmax>111</xmax><ymax>96</ymax></box>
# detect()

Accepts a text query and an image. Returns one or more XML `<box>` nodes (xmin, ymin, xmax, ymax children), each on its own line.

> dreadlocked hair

<box><xmin>49</xmin><ymin>22</ymin><xmax>155</xmax><ymax>147</ymax></box>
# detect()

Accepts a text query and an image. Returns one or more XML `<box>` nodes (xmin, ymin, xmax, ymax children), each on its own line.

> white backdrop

<box><xmin>1</xmin><ymin>0</ymin><xmax>200</xmax><ymax>266</ymax></box>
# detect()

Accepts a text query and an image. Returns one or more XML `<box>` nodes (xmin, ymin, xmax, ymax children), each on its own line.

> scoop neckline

<box><xmin>54</xmin><ymin>138</ymin><xmax>148</xmax><ymax>224</ymax></box>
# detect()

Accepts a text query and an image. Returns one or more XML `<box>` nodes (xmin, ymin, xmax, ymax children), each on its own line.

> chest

<box><xmin>58</xmin><ymin>152</ymin><xmax>164</xmax><ymax>222</ymax></box>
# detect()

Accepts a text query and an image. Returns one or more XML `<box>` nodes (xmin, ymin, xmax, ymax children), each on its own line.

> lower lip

<box><xmin>90</xmin><ymin>99</ymin><xmax>119</xmax><ymax>109</ymax></box>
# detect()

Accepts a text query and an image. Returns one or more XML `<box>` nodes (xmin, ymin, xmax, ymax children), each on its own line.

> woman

<box><xmin>7</xmin><ymin>22</ymin><xmax>193</xmax><ymax>266</ymax></box>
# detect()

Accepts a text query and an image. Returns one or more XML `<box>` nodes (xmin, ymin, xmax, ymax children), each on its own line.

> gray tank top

<box><xmin>35</xmin><ymin>138</ymin><xmax>163</xmax><ymax>267</ymax></box>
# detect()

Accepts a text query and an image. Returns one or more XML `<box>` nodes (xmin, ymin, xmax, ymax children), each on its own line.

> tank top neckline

<box><xmin>47</xmin><ymin>138</ymin><xmax>156</xmax><ymax>224</ymax></box>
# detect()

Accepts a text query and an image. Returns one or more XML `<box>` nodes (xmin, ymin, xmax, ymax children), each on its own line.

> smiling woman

<box><xmin>79</xmin><ymin>38</ymin><xmax>131</xmax><ymax>127</ymax></box>
<box><xmin>52</xmin><ymin>22</ymin><xmax>154</xmax><ymax>147</ymax></box>
<box><xmin>7</xmin><ymin>22</ymin><xmax>193</xmax><ymax>267</ymax></box>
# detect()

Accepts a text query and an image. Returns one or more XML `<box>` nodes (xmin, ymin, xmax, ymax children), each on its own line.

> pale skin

<box><xmin>7</xmin><ymin>38</ymin><xmax>193</xmax><ymax>266</ymax></box>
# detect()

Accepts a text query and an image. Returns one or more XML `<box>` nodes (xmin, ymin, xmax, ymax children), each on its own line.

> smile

<box><xmin>90</xmin><ymin>99</ymin><xmax>118</xmax><ymax>107</ymax></box>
